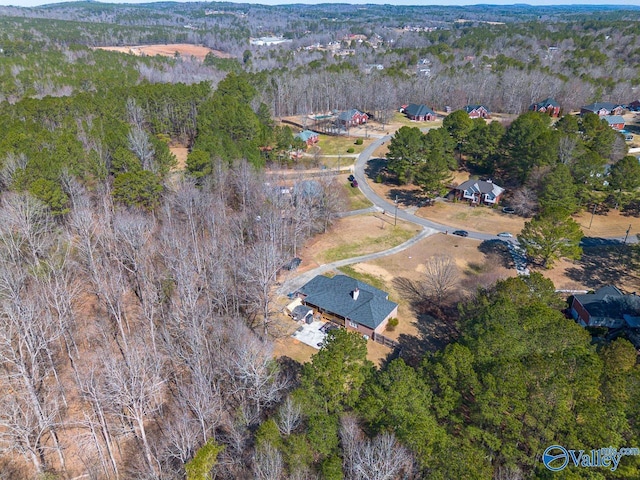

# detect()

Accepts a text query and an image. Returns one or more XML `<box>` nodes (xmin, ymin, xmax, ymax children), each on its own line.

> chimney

<box><xmin>352</xmin><ymin>288</ymin><xmax>359</xmax><ymax>300</ymax></box>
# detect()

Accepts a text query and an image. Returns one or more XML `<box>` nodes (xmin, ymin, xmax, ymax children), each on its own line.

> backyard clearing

<box><xmin>169</xmin><ymin>145</ymin><xmax>188</xmax><ymax>170</ymax></box>
<box><xmin>93</xmin><ymin>44</ymin><xmax>231</xmax><ymax>61</ymax></box>
<box><xmin>341</xmin><ymin>232</ymin><xmax>516</xmax><ymax>364</ymax></box>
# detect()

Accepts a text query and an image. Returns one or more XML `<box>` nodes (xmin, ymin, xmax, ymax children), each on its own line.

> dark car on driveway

<box><xmin>347</xmin><ymin>174</ymin><xmax>355</xmax><ymax>182</ymax></box>
<box><xmin>452</xmin><ymin>230</ymin><xmax>469</xmax><ymax>237</ymax></box>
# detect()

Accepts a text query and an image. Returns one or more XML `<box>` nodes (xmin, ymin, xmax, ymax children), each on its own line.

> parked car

<box><xmin>497</xmin><ymin>232</ymin><xmax>513</xmax><ymax>238</ymax></box>
<box><xmin>452</xmin><ymin>230</ymin><xmax>469</xmax><ymax>237</ymax></box>
<box><xmin>502</xmin><ymin>206</ymin><xmax>516</xmax><ymax>214</ymax></box>
<box><xmin>347</xmin><ymin>174</ymin><xmax>355</xmax><ymax>182</ymax></box>
<box><xmin>351</xmin><ymin>180</ymin><xmax>359</xmax><ymax>188</ymax></box>
<box><xmin>283</xmin><ymin>257</ymin><xmax>302</xmax><ymax>271</ymax></box>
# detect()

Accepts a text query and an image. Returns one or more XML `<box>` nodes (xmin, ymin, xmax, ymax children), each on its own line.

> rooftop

<box><xmin>298</xmin><ymin>275</ymin><xmax>397</xmax><ymax>330</ymax></box>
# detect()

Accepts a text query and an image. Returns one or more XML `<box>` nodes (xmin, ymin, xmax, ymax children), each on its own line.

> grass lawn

<box><xmin>320</xmin><ymin>225</ymin><xmax>418</xmax><ymax>263</ymax></box>
<box><xmin>297</xmin><ymin>214</ymin><xmax>420</xmax><ymax>273</ymax></box>
<box><xmin>389</xmin><ymin>111</ymin><xmax>442</xmax><ymax>129</ymax></box>
<box><xmin>343</xmin><ymin>182</ymin><xmax>373</xmax><ymax>210</ymax></box>
<box><xmin>337</xmin><ymin>265</ymin><xmax>388</xmax><ymax>291</ymax></box>
<box><xmin>315</xmin><ymin>134</ymin><xmax>377</xmax><ymax>155</ymax></box>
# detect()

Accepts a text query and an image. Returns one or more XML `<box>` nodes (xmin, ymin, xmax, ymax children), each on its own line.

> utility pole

<box><xmin>394</xmin><ymin>195</ymin><xmax>398</xmax><ymax>226</ymax></box>
<box><xmin>624</xmin><ymin>224</ymin><xmax>632</xmax><ymax>244</ymax></box>
<box><xmin>588</xmin><ymin>203</ymin><xmax>597</xmax><ymax>229</ymax></box>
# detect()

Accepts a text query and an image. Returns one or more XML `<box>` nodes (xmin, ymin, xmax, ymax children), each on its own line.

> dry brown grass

<box><xmin>169</xmin><ymin>145</ymin><xmax>188</xmax><ymax>171</ymax></box>
<box><xmin>294</xmin><ymin>213</ymin><xmax>421</xmax><ymax>273</ymax></box>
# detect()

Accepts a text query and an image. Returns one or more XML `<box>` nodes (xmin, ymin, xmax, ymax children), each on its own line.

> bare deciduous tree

<box><xmin>423</xmin><ymin>254</ymin><xmax>459</xmax><ymax>303</ymax></box>
<box><xmin>275</xmin><ymin>396</ymin><xmax>302</xmax><ymax>436</ymax></box>
<box><xmin>340</xmin><ymin>415</ymin><xmax>414</xmax><ymax>480</ymax></box>
<box><xmin>510</xmin><ymin>186</ymin><xmax>538</xmax><ymax>217</ymax></box>
<box><xmin>253</xmin><ymin>442</ymin><xmax>284</xmax><ymax>480</ymax></box>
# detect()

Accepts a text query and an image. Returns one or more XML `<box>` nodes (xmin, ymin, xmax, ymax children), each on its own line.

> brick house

<box><xmin>297</xmin><ymin>274</ymin><xmax>398</xmax><ymax>337</ymax></box>
<box><xmin>337</xmin><ymin>109</ymin><xmax>368</xmax><ymax>128</ymax></box>
<box><xmin>295</xmin><ymin>130</ymin><xmax>319</xmax><ymax>146</ymax></box>
<box><xmin>463</xmin><ymin>104</ymin><xmax>491</xmax><ymax>119</ymax></box>
<box><xmin>602</xmin><ymin>115</ymin><xmax>625</xmax><ymax>130</ymax></box>
<box><xmin>454</xmin><ymin>179</ymin><xmax>504</xmax><ymax>206</ymax></box>
<box><xmin>580</xmin><ymin>102</ymin><xmax>624</xmax><ymax>117</ymax></box>
<box><xmin>530</xmin><ymin>97</ymin><xmax>561</xmax><ymax>117</ymax></box>
<box><xmin>571</xmin><ymin>286</ymin><xmax>640</xmax><ymax>330</ymax></box>
<box><xmin>403</xmin><ymin>103</ymin><xmax>437</xmax><ymax>121</ymax></box>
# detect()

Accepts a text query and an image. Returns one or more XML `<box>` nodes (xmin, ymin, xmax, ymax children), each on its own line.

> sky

<box><xmin>0</xmin><ymin>0</ymin><xmax>639</xmax><ymax>7</ymax></box>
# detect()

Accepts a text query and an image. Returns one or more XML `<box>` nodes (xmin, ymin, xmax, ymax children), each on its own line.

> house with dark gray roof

<box><xmin>530</xmin><ymin>97</ymin><xmax>561</xmax><ymax>117</ymax></box>
<box><xmin>297</xmin><ymin>274</ymin><xmax>398</xmax><ymax>336</ymax></box>
<box><xmin>403</xmin><ymin>103</ymin><xmax>437</xmax><ymax>121</ymax></box>
<box><xmin>571</xmin><ymin>285</ymin><xmax>640</xmax><ymax>330</ymax></box>
<box><xmin>454</xmin><ymin>179</ymin><xmax>504</xmax><ymax>206</ymax></box>
<box><xmin>463</xmin><ymin>104</ymin><xmax>491</xmax><ymax>119</ymax></box>
<box><xmin>337</xmin><ymin>109</ymin><xmax>368</xmax><ymax>128</ymax></box>
<box><xmin>580</xmin><ymin>102</ymin><xmax>624</xmax><ymax>117</ymax></box>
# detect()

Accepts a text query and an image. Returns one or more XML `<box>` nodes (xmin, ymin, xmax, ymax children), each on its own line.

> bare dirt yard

<box><xmin>169</xmin><ymin>145</ymin><xmax>188</xmax><ymax>171</ymax></box>
<box><xmin>93</xmin><ymin>44</ymin><xmax>231</xmax><ymax>61</ymax></box>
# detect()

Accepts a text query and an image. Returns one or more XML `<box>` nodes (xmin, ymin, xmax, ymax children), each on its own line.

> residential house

<box><xmin>602</xmin><ymin>115</ymin><xmax>625</xmax><ymax>130</ymax></box>
<box><xmin>297</xmin><ymin>274</ymin><xmax>398</xmax><ymax>337</ymax></box>
<box><xmin>454</xmin><ymin>179</ymin><xmax>505</xmax><ymax>206</ymax></box>
<box><xmin>580</xmin><ymin>102</ymin><xmax>624</xmax><ymax>117</ymax></box>
<box><xmin>337</xmin><ymin>109</ymin><xmax>368</xmax><ymax>128</ymax></box>
<box><xmin>463</xmin><ymin>104</ymin><xmax>491</xmax><ymax>119</ymax></box>
<box><xmin>403</xmin><ymin>103</ymin><xmax>437</xmax><ymax>121</ymax></box>
<box><xmin>571</xmin><ymin>286</ymin><xmax>640</xmax><ymax>334</ymax></box>
<box><xmin>628</xmin><ymin>99</ymin><xmax>640</xmax><ymax>111</ymax></box>
<box><xmin>295</xmin><ymin>130</ymin><xmax>319</xmax><ymax>146</ymax></box>
<box><xmin>530</xmin><ymin>97</ymin><xmax>561</xmax><ymax>117</ymax></box>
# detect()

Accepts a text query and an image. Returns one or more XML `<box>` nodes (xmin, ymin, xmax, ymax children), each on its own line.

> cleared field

<box><xmin>94</xmin><ymin>43</ymin><xmax>231</xmax><ymax>61</ymax></box>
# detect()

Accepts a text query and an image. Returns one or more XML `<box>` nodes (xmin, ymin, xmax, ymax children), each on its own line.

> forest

<box><xmin>0</xmin><ymin>1</ymin><xmax>640</xmax><ymax>479</ymax></box>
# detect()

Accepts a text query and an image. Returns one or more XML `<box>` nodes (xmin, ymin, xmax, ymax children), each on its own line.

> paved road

<box><xmin>353</xmin><ymin>136</ymin><xmax>515</xmax><ymax>243</ymax></box>
<box><xmin>353</xmin><ymin>137</ymin><xmax>638</xmax><ymax>245</ymax></box>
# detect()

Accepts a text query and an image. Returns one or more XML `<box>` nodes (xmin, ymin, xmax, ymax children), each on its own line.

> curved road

<box><xmin>353</xmin><ymin>135</ymin><xmax>511</xmax><ymax>243</ymax></box>
<box><xmin>279</xmin><ymin>133</ymin><xmax>635</xmax><ymax>294</ymax></box>
<box><xmin>354</xmin><ymin>137</ymin><xmax>637</xmax><ymax>245</ymax></box>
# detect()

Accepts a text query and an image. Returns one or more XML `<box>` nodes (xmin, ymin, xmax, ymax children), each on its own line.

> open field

<box><xmin>294</xmin><ymin>213</ymin><xmax>421</xmax><ymax>273</ymax></box>
<box><xmin>93</xmin><ymin>43</ymin><xmax>231</xmax><ymax>61</ymax></box>
<box><xmin>315</xmin><ymin>135</ymin><xmax>375</xmax><ymax>155</ymax></box>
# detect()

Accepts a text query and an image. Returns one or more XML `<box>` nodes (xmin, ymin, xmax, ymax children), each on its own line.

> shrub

<box><xmin>346</xmin><ymin>147</ymin><xmax>355</xmax><ymax>153</ymax></box>
<box><xmin>375</xmin><ymin>174</ymin><xmax>383</xmax><ymax>183</ymax></box>
<box><xmin>386</xmin><ymin>317</ymin><xmax>399</xmax><ymax>332</ymax></box>
<box><xmin>355</xmin><ymin>138</ymin><xmax>363</xmax><ymax>145</ymax></box>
